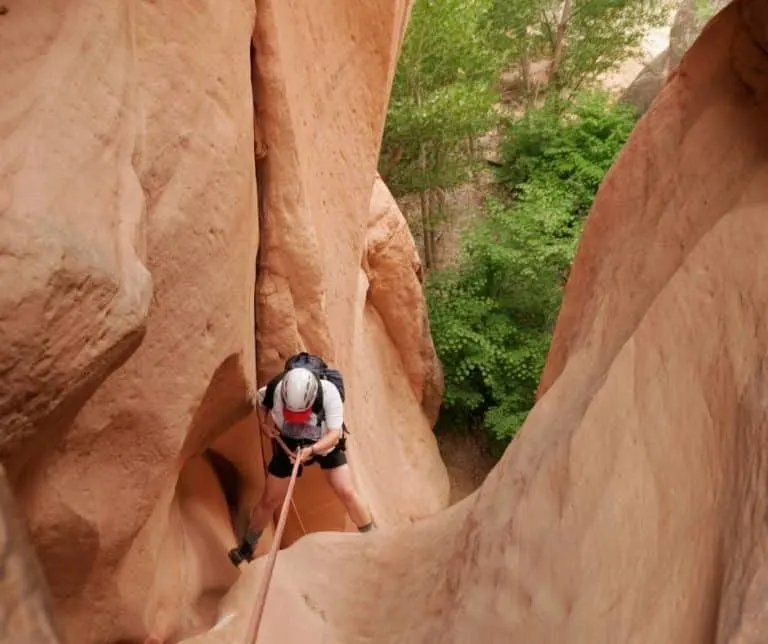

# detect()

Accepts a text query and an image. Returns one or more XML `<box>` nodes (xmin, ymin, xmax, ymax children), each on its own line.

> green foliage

<box><xmin>380</xmin><ymin>0</ymin><xmax>501</xmax><ymax>196</ymax></box>
<box><xmin>483</xmin><ymin>0</ymin><xmax>669</xmax><ymax>100</ymax></box>
<box><xmin>550</xmin><ymin>0</ymin><xmax>670</xmax><ymax>94</ymax></box>
<box><xmin>693</xmin><ymin>0</ymin><xmax>719</xmax><ymax>24</ymax></box>
<box><xmin>381</xmin><ymin>0</ymin><xmax>655</xmax><ymax>449</ymax></box>
<box><xmin>384</xmin><ymin>81</ymin><xmax>497</xmax><ymax>194</ymax></box>
<box><xmin>428</xmin><ymin>91</ymin><xmax>637</xmax><ymax>447</ymax></box>
<box><xmin>497</xmin><ymin>91</ymin><xmax>636</xmax><ymax>215</ymax></box>
<box><xmin>428</xmin><ymin>187</ymin><xmax>581</xmax><ymax>446</ymax></box>
<box><xmin>481</xmin><ymin>0</ymin><xmax>548</xmax><ymax>63</ymax></box>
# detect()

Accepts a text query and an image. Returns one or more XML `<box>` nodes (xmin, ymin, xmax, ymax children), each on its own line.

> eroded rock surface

<box><xmin>250</xmin><ymin>0</ymin><xmax>448</xmax><ymax>548</ymax></box>
<box><xmin>2</xmin><ymin>0</ymin><xmax>262</xmax><ymax>640</ymax></box>
<box><xmin>365</xmin><ymin>177</ymin><xmax>444</xmax><ymax>426</ymax></box>
<box><xmin>7</xmin><ymin>0</ymin><xmax>766</xmax><ymax>641</ymax></box>
<box><xmin>0</xmin><ymin>0</ymin><xmax>153</xmax><ymax>486</ymax></box>
<box><xmin>198</xmin><ymin>1</ymin><xmax>768</xmax><ymax>642</ymax></box>
<box><xmin>0</xmin><ymin>465</ymin><xmax>61</xmax><ymax>644</ymax></box>
<box><xmin>620</xmin><ymin>0</ymin><xmax>732</xmax><ymax>114</ymax></box>
<box><xmin>0</xmin><ymin>0</ymin><xmax>448</xmax><ymax>641</ymax></box>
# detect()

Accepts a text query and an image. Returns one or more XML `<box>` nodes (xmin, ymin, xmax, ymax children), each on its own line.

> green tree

<box><xmin>497</xmin><ymin>90</ymin><xmax>637</xmax><ymax>213</ymax></box>
<box><xmin>380</xmin><ymin>0</ymin><xmax>501</xmax><ymax>269</ymax></box>
<box><xmin>485</xmin><ymin>0</ymin><xmax>670</xmax><ymax>103</ymax></box>
<box><xmin>427</xmin><ymin>90</ymin><xmax>638</xmax><ymax>449</ymax></box>
<box><xmin>427</xmin><ymin>186</ymin><xmax>580</xmax><ymax>449</ymax></box>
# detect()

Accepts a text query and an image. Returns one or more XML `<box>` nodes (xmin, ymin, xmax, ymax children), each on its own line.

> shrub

<box><xmin>497</xmin><ymin>91</ymin><xmax>637</xmax><ymax>215</ymax></box>
<box><xmin>427</xmin><ymin>90</ymin><xmax>637</xmax><ymax>449</ymax></box>
<box><xmin>427</xmin><ymin>186</ymin><xmax>581</xmax><ymax>447</ymax></box>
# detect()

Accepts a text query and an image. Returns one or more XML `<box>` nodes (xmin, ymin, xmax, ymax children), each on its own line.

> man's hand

<box><xmin>260</xmin><ymin>415</ymin><xmax>279</xmax><ymax>439</ymax></box>
<box><xmin>289</xmin><ymin>446</ymin><xmax>315</xmax><ymax>464</ymax></box>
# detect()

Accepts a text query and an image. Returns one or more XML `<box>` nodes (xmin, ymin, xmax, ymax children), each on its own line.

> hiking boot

<box><xmin>228</xmin><ymin>540</ymin><xmax>254</xmax><ymax>567</ymax></box>
<box><xmin>228</xmin><ymin>528</ymin><xmax>262</xmax><ymax>567</ymax></box>
<box><xmin>358</xmin><ymin>518</ymin><xmax>377</xmax><ymax>533</ymax></box>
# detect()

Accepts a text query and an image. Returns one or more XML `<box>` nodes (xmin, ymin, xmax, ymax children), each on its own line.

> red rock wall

<box><xmin>0</xmin><ymin>0</ymin><xmax>448</xmax><ymax>641</ymax></box>
<box><xmin>207</xmin><ymin>2</ymin><xmax>768</xmax><ymax>643</ymax></box>
<box><xmin>0</xmin><ymin>465</ymin><xmax>62</xmax><ymax>644</ymax></box>
<box><xmin>9</xmin><ymin>0</ymin><xmax>763</xmax><ymax>643</ymax></box>
<box><xmin>251</xmin><ymin>0</ymin><xmax>448</xmax><ymax>546</ymax></box>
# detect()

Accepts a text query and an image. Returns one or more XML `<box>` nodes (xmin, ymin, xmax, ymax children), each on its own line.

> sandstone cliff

<box><xmin>200</xmin><ymin>1</ymin><xmax>768</xmax><ymax>642</ymax></box>
<box><xmin>0</xmin><ymin>0</ymin><xmax>448</xmax><ymax>642</ymax></box>
<box><xmin>619</xmin><ymin>0</ymin><xmax>732</xmax><ymax>114</ymax></box>
<box><xmin>4</xmin><ymin>0</ymin><xmax>767</xmax><ymax>643</ymax></box>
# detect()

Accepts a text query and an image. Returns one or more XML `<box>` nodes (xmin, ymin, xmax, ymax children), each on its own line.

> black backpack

<box><xmin>262</xmin><ymin>352</ymin><xmax>345</xmax><ymax>427</ymax></box>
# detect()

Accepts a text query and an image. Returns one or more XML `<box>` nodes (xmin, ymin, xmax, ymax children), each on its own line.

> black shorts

<box><xmin>267</xmin><ymin>435</ymin><xmax>347</xmax><ymax>478</ymax></box>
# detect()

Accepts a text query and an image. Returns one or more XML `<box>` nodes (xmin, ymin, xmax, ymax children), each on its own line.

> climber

<box><xmin>229</xmin><ymin>352</ymin><xmax>376</xmax><ymax>566</ymax></box>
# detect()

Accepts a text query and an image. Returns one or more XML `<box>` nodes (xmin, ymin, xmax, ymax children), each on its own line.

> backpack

<box><xmin>262</xmin><ymin>352</ymin><xmax>346</xmax><ymax>428</ymax></box>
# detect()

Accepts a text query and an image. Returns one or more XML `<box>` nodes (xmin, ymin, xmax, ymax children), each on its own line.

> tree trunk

<box><xmin>435</xmin><ymin>188</ymin><xmax>446</xmax><ymax>257</ymax></box>
<box><xmin>419</xmin><ymin>187</ymin><xmax>433</xmax><ymax>270</ymax></box>
<box><xmin>415</xmin><ymin>84</ymin><xmax>433</xmax><ymax>271</ymax></box>
<box><xmin>419</xmin><ymin>139</ymin><xmax>434</xmax><ymax>269</ymax></box>
<box><xmin>428</xmin><ymin>145</ymin><xmax>447</xmax><ymax>268</ymax></box>
<box><xmin>548</xmin><ymin>0</ymin><xmax>572</xmax><ymax>86</ymax></box>
<box><xmin>380</xmin><ymin>145</ymin><xmax>404</xmax><ymax>181</ymax></box>
<box><xmin>521</xmin><ymin>46</ymin><xmax>534</xmax><ymax>106</ymax></box>
<box><xmin>468</xmin><ymin>136</ymin><xmax>480</xmax><ymax>186</ymax></box>
<box><xmin>427</xmin><ymin>188</ymin><xmax>440</xmax><ymax>267</ymax></box>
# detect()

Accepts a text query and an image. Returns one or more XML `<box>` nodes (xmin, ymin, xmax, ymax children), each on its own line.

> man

<box><xmin>229</xmin><ymin>355</ymin><xmax>375</xmax><ymax>566</ymax></box>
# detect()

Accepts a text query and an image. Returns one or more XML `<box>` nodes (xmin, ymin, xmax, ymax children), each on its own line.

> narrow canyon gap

<box><xmin>3</xmin><ymin>1</ymin><xmax>768</xmax><ymax>644</ymax></box>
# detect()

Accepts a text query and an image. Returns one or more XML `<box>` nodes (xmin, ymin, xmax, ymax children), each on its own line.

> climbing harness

<box><xmin>244</xmin><ymin>444</ymin><xmax>302</xmax><ymax>644</ymax></box>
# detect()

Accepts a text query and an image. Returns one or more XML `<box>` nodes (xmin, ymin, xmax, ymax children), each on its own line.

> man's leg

<box><xmin>322</xmin><ymin>462</ymin><xmax>375</xmax><ymax>531</ymax></box>
<box><xmin>229</xmin><ymin>440</ymin><xmax>297</xmax><ymax>566</ymax></box>
<box><xmin>249</xmin><ymin>472</ymin><xmax>292</xmax><ymax>534</ymax></box>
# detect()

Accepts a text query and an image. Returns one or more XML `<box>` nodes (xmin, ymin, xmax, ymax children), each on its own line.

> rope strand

<box><xmin>243</xmin><ymin>449</ymin><xmax>301</xmax><ymax>644</ymax></box>
<box><xmin>258</xmin><ymin>412</ymin><xmax>307</xmax><ymax>538</ymax></box>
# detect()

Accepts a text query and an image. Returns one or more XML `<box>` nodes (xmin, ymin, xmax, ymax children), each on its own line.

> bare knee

<box><xmin>258</xmin><ymin>494</ymin><xmax>280</xmax><ymax>513</ymax></box>
<box><xmin>260</xmin><ymin>479</ymin><xmax>288</xmax><ymax>511</ymax></box>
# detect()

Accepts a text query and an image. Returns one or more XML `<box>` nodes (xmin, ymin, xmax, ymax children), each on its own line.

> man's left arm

<box><xmin>310</xmin><ymin>384</ymin><xmax>344</xmax><ymax>455</ymax></box>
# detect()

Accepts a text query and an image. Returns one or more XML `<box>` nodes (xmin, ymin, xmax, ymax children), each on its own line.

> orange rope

<box><xmin>243</xmin><ymin>447</ymin><xmax>302</xmax><ymax>644</ymax></box>
<box><xmin>290</xmin><ymin>491</ymin><xmax>308</xmax><ymax>536</ymax></box>
<box><xmin>258</xmin><ymin>412</ymin><xmax>307</xmax><ymax>538</ymax></box>
<box><xmin>275</xmin><ymin>437</ymin><xmax>308</xmax><ymax>537</ymax></box>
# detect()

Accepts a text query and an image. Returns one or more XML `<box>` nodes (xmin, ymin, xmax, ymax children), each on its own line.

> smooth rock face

<box><xmin>0</xmin><ymin>0</ymin><xmax>153</xmax><ymax>484</ymax></box>
<box><xmin>0</xmin><ymin>465</ymin><xmax>62</xmax><ymax>644</ymax></box>
<box><xmin>195</xmin><ymin>1</ymin><xmax>768</xmax><ymax>642</ymax></box>
<box><xmin>365</xmin><ymin>177</ymin><xmax>444</xmax><ymax>426</ymax></box>
<box><xmin>620</xmin><ymin>0</ymin><xmax>733</xmax><ymax>114</ymax></box>
<box><xmin>0</xmin><ymin>0</ymin><xmax>448</xmax><ymax>641</ymax></box>
<box><xmin>251</xmin><ymin>0</ymin><xmax>448</xmax><ymax>548</ymax></box>
<box><xmin>3</xmin><ymin>0</ymin><xmax>262</xmax><ymax>641</ymax></box>
<box><xmin>8</xmin><ymin>0</ymin><xmax>766</xmax><ymax>642</ymax></box>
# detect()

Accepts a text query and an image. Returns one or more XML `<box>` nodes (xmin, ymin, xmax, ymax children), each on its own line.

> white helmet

<box><xmin>281</xmin><ymin>367</ymin><xmax>319</xmax><ymax>412</ymax></box>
